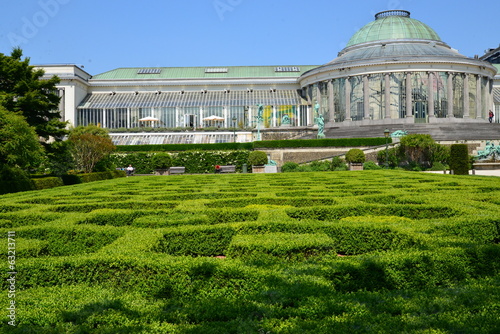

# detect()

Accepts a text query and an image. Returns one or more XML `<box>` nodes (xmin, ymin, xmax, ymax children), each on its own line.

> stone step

<box><xmin>313</xmin><ymin>123</ymin><xmax>500</xmax><ymax>141</ymax></box>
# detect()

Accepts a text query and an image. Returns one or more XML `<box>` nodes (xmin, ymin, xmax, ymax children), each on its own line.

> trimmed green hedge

<box><xmin>286</xmin><ymin>204</ymin><xmax>459</xmax><ymax>220</ymax></box>
<box><xmin>227</xmin><ymin>233</ymin><xmax>335</xmax><ymax>258</ymax></box>
<box><xmin>154</xmin><ymin>225</ymin><xmax>236</xmax><ymax>256</ymax></box>
<box><xmin>6</xmin><ymin>228</ymin><xmax>123</xmax><ymax>257</ymax></box>
<box><xmin>61</xmin><ymin>170</ymin><xmax>126</xmax><ymax>185</ymax></box>
<box><xmin>2</xmin><ymin>170</ymin><xmax>500</xmax><ymax>333</ymax></box>
<box><xmin>253</xmin><ymin>137</ymin><xmax>391</xmax><ymax>148</ymax></box>
<box><xmin>32</xmin><ymin>177</ymin><xmax>64</xmax><ymax>190</ymax></box>
<box><xmin>449</xmin><ymin>144</ymin><xmax>469</xmax><ymax>175</ymax></box>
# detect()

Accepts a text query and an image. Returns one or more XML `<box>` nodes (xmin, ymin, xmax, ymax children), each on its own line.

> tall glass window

<box><xmin>78</xmin><ymin>108</ymin><xmax>103</xmax><ymax>127</ymax></box>
<box><xmin>229</xmin><ymin>106</ymin><xmax>245</xmax><ymax>128</ymax></box>
<box><xmin>158</xmin><ymin>107</ymin><xmax>176</xmax><ymax>128</ymax></box>
<box><xmin>319</xmin><ymin>82</ymin><xmax>329</xmax><ymax>122</ymax></box>
<box><xmin>453</xmin><ymin>74</ymin><xmax>464</xmax><ymax>118</ymax></box>
<box><xmin>412</xmin><ymin>72</ymin><xmax>428</xmax><ymax>122</ymax></box>
<box><xmin>368</xmin><ymin>74</ymin><xmax>383</xmax><ymax>120</ymax></box>
<box><xmin>390</xmin><ymin>73</ymin><xmax>405</xmax><ymax>119</ymax></box>
<box><xmin>434</xmin><ymin>72</ymin><xmax>448</xmax><ymax>118</ymax></box>
<box><xmin>481</xmin><ymin>77</ymin><xmax>489</xmax><ymax>119</ymax></box>
<box><xmin>350</xmin><ymin>76</ymin><xmax>363</xmax><ymax>121</ymax></box>
<box><xmin>332</xmin><ymin>78</ymin><xmax>346</xmax><ymax>122</ymax></box>
<box><xmin>105</xmin><ymin>108</ymin><xmax>127</xmax><ymax>129</ymax></box>
<box><xmin>468</xmin><ymin>76</ymin><xmax>477</xmax><ymax>119</ymax></box>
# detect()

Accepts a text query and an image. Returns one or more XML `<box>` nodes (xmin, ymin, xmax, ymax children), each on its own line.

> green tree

<box><xmin>68</xmin><ymin>124</ymin><xmax>116</xmax><ymax>173</ymax></box>
<box><xmin>0</xmin><ymin>48</ymin><xmax>66</xmax><ymax>141</ymax></box>
<box><xmin>398</xmin><ymin>134</ymin><xmax>435</xmax><ymax>169</ymax></box>
<box><xmin>0</xmin><ymin>106</ymin><xmax>45</xmax><ymax>170</ymax></box>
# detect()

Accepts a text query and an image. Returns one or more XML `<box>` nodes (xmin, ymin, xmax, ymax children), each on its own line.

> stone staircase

<box><xmin>304</xmin><ymin>123</ymin><xmax>500</xmax><ymax>141</ymax></box>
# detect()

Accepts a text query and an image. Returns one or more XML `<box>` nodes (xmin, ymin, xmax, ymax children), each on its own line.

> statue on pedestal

<box><xmin>314</xmin><ymin>101</ymin><xmax>325</xmax><ymax>138</ymax></box>
<box><xmin>477</xmin><ymin>141</ymin><xmax>500</xmax><ymax>161</ymax></box>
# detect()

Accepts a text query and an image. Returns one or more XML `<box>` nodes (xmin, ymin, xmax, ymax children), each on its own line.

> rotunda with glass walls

<box><xmin>41</xmin><ymin>9</ymin><xmax>498</xmax><ymax>145</ymax></box>
<box><xmin>299</xmin><ymin>10</ymin><xmax>497</xmax><ymax>127</ymax></box>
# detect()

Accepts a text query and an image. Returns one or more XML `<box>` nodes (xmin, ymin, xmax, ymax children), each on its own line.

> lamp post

<box><xmin>384</xmin><ymin>128</ymin><xmax>390</xmax><ymax>168</ymax></box>
<box><xmin>232</xmin><ymin>116</ymin><xmax>237</xmax><ymax>143</ymax></box>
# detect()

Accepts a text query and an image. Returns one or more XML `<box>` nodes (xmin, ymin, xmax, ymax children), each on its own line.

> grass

<box><xmin>0</xmin><ymin>170</ymin><xmax>499</xmax><ymax>333</ymax></box>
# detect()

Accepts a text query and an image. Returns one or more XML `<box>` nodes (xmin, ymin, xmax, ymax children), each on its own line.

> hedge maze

<box><xmin>1</xmin><ymin>170</ymin><xmax>499</xmax><ymax>333</ymax></box>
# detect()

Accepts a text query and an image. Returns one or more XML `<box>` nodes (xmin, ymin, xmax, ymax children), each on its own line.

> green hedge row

<box><xmin>286</xmin><ymin>204</ymin><xmax>459</xmax><ymax>220</ymax></box>
<box><xmin>327</xmin><ymin>245</ymin><xmax>500</xmax><ymax>292</ymax></box>
<box><xmin>253</xmin><ymin>137</ymin><xmax>391</xmax><ymax>148</ymax></box>
<box><xmin>227</xmin><ymin>233</ymin><xmax>335</xmax><ymax>258</ymax></box>
<box><xmin>322</xmin><ymin>225</ymin><xmax>417</xmax><ymax>255</ymax></box>
<box><xmin>1</xmin><ymin>169</ymin><xmax>126</xmax><ymax>195</ymax></box>
<box><xmin>77</xmin><ymin>209</ymin><xmax>162</xmax><ymax>227</ymax></box>
<box><xmin>154</xmin><ymin>225</ymin><xmax>236</xmax><ymax>256</ymax></box>
<box><xmin>205</xmin><ymin>197</ymin><xmax>336</xmax><ymax>208</ymax></box>
<box><xmin>8</xmin><ymin>243</ymin><xmax>500</xmax><ymax>294</ymax></box>
<box><xmin>32</xmin><ymin>177</ymin><xmax>64</xmax><ymax>190</ymax></box>
<box><xmin>2</xmin><ymin>227</ymin><xmax>123</xmax><ymax>257</ymax></box>
<box><xmin>110</xmin><ymin>151</ymin><xmax>250</xmax><ymax>174</ymax></box>
<box><xmin>61</xmin><ymin>170</ymin><xmax>126</xmax><ymax>185</ymax></box>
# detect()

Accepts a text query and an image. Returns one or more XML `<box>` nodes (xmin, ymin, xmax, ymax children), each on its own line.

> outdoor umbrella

<box><xmin>138</xmin><ymin>116</ymin><xmax>160</xmax><ymax>127</ymax></box>
<box><xmin>202</xmin><ymin>115</ymin><xmax>225</xmax><ymax>122</ymax></box>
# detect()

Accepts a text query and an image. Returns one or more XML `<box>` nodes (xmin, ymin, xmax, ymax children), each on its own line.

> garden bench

<box><xmin>219</xmin><ymin>165</ymin><xmax>236</xmax><ymax>173</ymax></box>
<box><xmin>169</xmin><ymin>166</ymin><xmax>185</xmax><ymax>174</ymax></box>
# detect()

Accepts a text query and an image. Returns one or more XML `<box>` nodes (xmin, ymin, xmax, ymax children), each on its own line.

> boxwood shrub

<box><xmin>227</xmin><ymin>233</ymin><xmax>335</xmax><ymax>258</ymax></box>
<box><xmin>154</xmin><ymin>226</ymin><xmax>236</xmax><ymax>256</ymax></box>
<box><xmin>32</xmin><ymin>177</ymin><xmax>64</xmax><ymax>190</ymax></box>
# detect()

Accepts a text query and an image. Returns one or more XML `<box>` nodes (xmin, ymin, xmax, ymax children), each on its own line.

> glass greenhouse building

<box><xmin>41</xmin><ymin>10</ymin><xmax>499</xmax><ymax>144</ymax></box>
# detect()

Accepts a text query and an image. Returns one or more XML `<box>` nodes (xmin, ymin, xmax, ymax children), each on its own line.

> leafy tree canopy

<box><xmin>0</xmin><ymin>48</ymin><xmax>67</xmax><ymax>141</ymax></box>
<box><xmin>0</xmin><ymin>105</ymin><xmax>45</xmax><ymax>170</ymax></box>
<box><xmin>68</xmin><ymin>124</ymin><xmax>116</xmax><ymax>173</ymax></box>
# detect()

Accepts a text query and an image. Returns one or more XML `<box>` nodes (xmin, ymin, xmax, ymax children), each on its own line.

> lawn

<box><xmin>1</xmin><ymin>170</ymin><xmax>499</xmax><ymax>333</ymax></box>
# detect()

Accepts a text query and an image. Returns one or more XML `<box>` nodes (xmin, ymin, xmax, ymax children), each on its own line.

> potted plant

<box><xmin>345</xmin><ymin>149</ymin><xmax>365</xmax><ymax>171</ymax></box>
<box><xmin>151</xmin><ymin>153</ymin><xmax>172</xmax><ymax>175</ymax></box>
<box><xmin>248</xmin><ymin>150</ymin><xmax>268</xmax><ymax>173</ymax></box>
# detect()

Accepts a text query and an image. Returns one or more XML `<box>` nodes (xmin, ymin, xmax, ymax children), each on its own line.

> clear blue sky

<box><xmin>1</xmin><ymin>0</ymin><xmax>498</xmax><ymax>75</ymax></box>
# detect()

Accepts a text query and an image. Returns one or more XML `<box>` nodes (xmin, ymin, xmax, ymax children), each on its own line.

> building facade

<box><xmin>40</xmin><ymin>10</ymin><xmax>498</xmax><ymax>143</ymax></box>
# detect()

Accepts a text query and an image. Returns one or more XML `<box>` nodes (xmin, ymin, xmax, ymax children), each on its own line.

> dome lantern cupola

<box><xmin>345</xmin><ymin>10</ymin><xmax>441</xmax><ymax>48</ymax></box>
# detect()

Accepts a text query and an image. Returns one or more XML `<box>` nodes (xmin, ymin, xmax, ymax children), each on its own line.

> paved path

<box><xmin>425</xmin><ymin>170</ymin><xmax>500</xmax><ymax>177</ymax></box>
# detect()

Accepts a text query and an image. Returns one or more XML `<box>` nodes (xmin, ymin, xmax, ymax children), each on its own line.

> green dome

<box><xmin>346</xmin><ymin>10</ymin><xmax>441</xmax><ymax>48</ymax></box>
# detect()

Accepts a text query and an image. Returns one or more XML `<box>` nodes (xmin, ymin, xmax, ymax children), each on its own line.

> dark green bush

<box><xmin>0</xmin><ymin>166</ymin><xmax>34</xmax><ymax>194</ymax></box>
<box><xmin>331</xmin><ymin>156</ymin><xmax>347</xmax><ymax>170</ymax></box>
<box><xmin>363</xmin><ymin>161</ymin><xmax>382</xmax><ymax>170</ymax></box>
<box><xmin>345</xmin><ymin>149</ymin><xmax>365</xmax><ymax>163</ymax></box>
<box><xmin>62</xmin><ymin>171</ymin><xmax>125</xmax><ymax>185</ymax></box>
<box><xmin>247</xmin><ymin>150</ymin><xmax>268</xmax><ymax>166</ymax></box>
<box><xmin>151</xmin><ymin>152</ymin><xmax>172</xmax><ymax>169</ymax></box>
<box><xmin>32</xmin><ymin>177</ymin><xmax>64</xmax><ymax>190</ymax></box>
<box><xmin>449</xmin><ymin>144</ymin><xmax>469</xmax><ymax>175</ymax></box>
<box><xmin>281</xmin><ymin>162</ymin><xmax>299</xmax><ymax>172</ymax></box>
